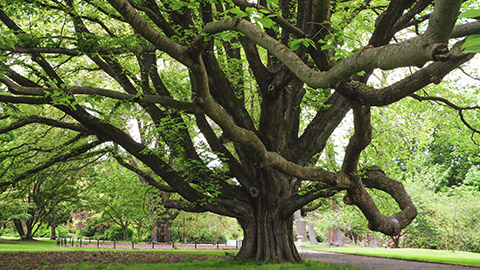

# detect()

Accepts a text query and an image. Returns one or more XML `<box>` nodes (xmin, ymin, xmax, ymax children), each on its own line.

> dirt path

<box><xmin>299</xmin><ymin>248</ymin><xmax>480</xmax><ymax>270</ymax></box>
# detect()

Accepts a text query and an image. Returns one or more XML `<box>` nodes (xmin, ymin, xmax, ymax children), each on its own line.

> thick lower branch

<box><xmin>344</xmin><ymin>166</ymin><xmax>417</xmax><ymax>236</ymax></box>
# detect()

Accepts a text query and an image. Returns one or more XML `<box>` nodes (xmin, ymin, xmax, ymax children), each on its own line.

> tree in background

<box><xmin>85</xmin><ymin>158</ymin><xmax>152</xmax><ymax>241</ymax></box>
<box><xmin>1</xmin><ymin>164</ymin><xmax>86</xmax><ymax>240</ymax></box>
<box><xmin>1</xmin><ymin>0</ymin><xmax>479</xmax><ymax>262</ymax></box>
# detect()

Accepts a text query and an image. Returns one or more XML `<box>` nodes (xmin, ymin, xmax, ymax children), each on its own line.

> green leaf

<box><xmin>290</xmin><ymin>38</ymin><xmax>316</xmax><ymax>51</ymax></box>
<box><xmin>227</xmin><ymin>7</ymin><xmax>247</xmax><ymax>17</ymax></box>
<box><xmin>461</xmin><ymin>34</ymin><xmax>480</xmax><ymax>53</ymax></box>
<box><xmin>290</xmin><ymin>39</ymin><xmax>303</xmax><ymax>51</ymax></box>
<box><xmin>463</xmin><ymin>44</ymin><xmax>480</xmax><ymax>53</ymax></box>
<box><xmin>122</xmin><ymin>101</ymin><xmax>132</xmax><ymax>111</ymax></box>
<box><xmin>245</xmin><ymin>7</ymin><xmax>257</xmax><ymax>15</ymax></box>
<box><xmin>258</xmin><ymin>17</ymin><xmax>274</xmax><ymax>29</ymax></box>
<box><xmin>459</xmin><ymin>9</ymin><xmax>480</xmax><ymax>18</ymax></box>
<box><xmin>170</xmin><ymin>2</ymin><xmax>182</xmax><ymax>11</ymax></box>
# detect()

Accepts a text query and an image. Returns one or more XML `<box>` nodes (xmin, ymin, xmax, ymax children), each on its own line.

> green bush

<box><xmin>56</xmin><ymin>226</ymin><xmax>71</xmax><ymax>238</ymax></box>
<box><xmin>79</xmin><ymin>219</ymin><xmax>110</xmax><ymax>238</ymax></box>
<box><xmin>103</xmin><ymin>225</ymin><xmax>133</xmax><ymax>241</ymax></box>
<box><xmin>36</xmin><ymin>225</ymin><xmax>51</xmax><ymax>238</ymax></box>
<box><xmin>183</xmin><ymin>227</ymin><xmax>227</xmax><ymax>244</ymax></box>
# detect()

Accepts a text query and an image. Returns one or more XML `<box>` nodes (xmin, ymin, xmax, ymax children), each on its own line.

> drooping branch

<box><xmin>410</xmin><ymin>93</ymin><xmax>480</xmax><ymax>134</ymax></box>
<box><xmin>280</xmin><ymin>184</ymin><xmax>337</xmax><ymax>218</ymax></box>
<box><xmin>341</xmin><ymin>104</ymin><xmax>372</xmax><ymax>173</ymax></box>
<box><xmin>344</xmin><ymin>166</ymin><xmax>417</xmax><ymax>236</ymax></box>
<box><xmin>0</xmin><ymin>45</ymin><xmax>157</xmax><ymax>56</ymax></box>
<box><xmin>191</xmin><ymin>58</ymin><xmax>352</xmax><ymax>188</ymax></box>
<box><xmin>162</xmin><ymin>199</ymin><xmax>206</xmax><ymax>213</ymax></box>
<box><xmin>0</xmin><ymin>115</ymin><xmax>88</xmax><ymax>134</ymax></box>
<box><xmin>0</xmin><ymin>8</ymin><xmax>65</xmax><ymax>87</ymax></box>
<box><xmin>0</xmin><ymin>140</ymin><xmax>105</xmax><ymax>189</ymax></box>
<box><xmin>112</xmin><ymin>155</ymin><xmax>175</xmax><ymax>193</ymax></box>
<box><xmin>0</xmin><ymin>75</ymin><xmax>203</xmax><ymax>114</ymax></box>
<box><xmin>0</xmin><ymin>95</ymin><xmax>50</xmax><ymax>105</ymax></box>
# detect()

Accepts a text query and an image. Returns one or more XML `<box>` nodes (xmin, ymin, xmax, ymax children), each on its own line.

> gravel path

<box><xmin>299</xmin><ymin>248</ymin><xmax>480</xmax><ymax>270</ymax></box>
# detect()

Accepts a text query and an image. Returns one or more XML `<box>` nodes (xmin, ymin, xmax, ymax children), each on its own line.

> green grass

<box><xmin>305</xmin><ymin>244</ymin><xmax>480</xmax><ymax>267</ymax></box>
<box><xmin>0</xmin><ymin>238</ymin><xmax>359</xmax><ymax>269</ymax></box>
<box><xmin>0</xmin><ymin>238</ymin><xmax>230</xmax><ymax>256</ymax></box>
<box><xmin>0</xmin><ymin>238</ymin><xmax>64</xmax><ymax>252</ymax></box>
<box><xmin>60</xmin><ymin>258</ymin><xmax>359</xmax><ymax>270</ymax></box>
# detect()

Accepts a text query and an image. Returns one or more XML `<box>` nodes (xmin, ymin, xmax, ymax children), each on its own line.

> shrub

<box><xmin>103</xmin><ymin>226</ymin><xmax>133</xmax><ymax>241</ymax></box>
<box><xmin>56</xmin><ymin>226</ymin><xmax>71</xmax><ymax>238</ymax></box>
<box><xmin>79</xmin><ymin>219</ymin><xmax>110</xmax><ymax>238</ymax></box>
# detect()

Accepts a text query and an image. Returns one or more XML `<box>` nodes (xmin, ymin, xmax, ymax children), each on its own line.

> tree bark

<box><xmin>13</xmin><ymin>219</ymin><xmax>25</xmax><ymax>239</ymax></box>
<box><xmin>238</xmin><ymin>209</ymin><xmax>301</xmax><ymax>263</ymax></box>
<box><xmin>122</xmin><ymin>226</ymin><xmax>129</xmax><ymax>241</ymax></box>
<box><xmin>236</xmin><ymin>173</ymin><xmax>302</xmax><ymax>263</ymax></box>
<box><xmin>294</xmin><ymin>210</ymin><xmax>307</xmax><ymax>243</ymax></box>
<box><xmin>49</xmin><ymin>212</ymin><xmax>56</xmax><ymax>240</ymax></box>
<box><xmin>307</xmin><ymin>213</ymin><xmax>318</xmax><ymax>245</ymax></box>
<box><xmin>151</xmin><ymin>211</ymin><xmax>177</xmax><ymax>242</ymax></box>
<box><xmin>50</xmin><ymin>225</ymin><xmax>56</xmax><ymax>240</ymax></box>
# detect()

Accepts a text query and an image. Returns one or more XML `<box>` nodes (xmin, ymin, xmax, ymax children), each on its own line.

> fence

<box><xmin>56</xmin><ymin>238</ymin><xmax>242</xmax><ymax>250</ymax></box>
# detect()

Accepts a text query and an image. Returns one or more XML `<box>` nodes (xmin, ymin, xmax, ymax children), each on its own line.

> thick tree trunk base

<box><xmin>236</xmin><ymin>205</ymin><xmax>301</xmax><ymax>263</ymax></box>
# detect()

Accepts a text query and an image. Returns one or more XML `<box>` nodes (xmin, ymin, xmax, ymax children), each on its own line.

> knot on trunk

<box><xmin>193</xmin><ymin>96</ymin><xmax>205</xmax><ymax>104</ymax></box>
<box><xmin>431</xmin><ymin>43</ymin><xmax>450</xmax><ymax>62</ymax></box>
<box><xmin>248</xmin><ymin>186</ymin><xmax>260</xmax><ymax>198</ymax></box>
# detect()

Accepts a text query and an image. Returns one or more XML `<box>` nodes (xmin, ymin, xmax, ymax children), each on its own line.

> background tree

<box><xmin>1</xmin><ymin>0</ymin><xmax>479</xmax><ymax>262</ymax></box>
<box><xmin>85</xmin><ymin>158</ymin><xmax>151</xmax><ymax>241</ymax></box>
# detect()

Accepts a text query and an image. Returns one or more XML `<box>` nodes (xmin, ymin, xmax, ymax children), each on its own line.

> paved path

<box><xmin>299</xmin><ymin>248</ymin><xmax>480</xmax><ymax>270</ymax></box>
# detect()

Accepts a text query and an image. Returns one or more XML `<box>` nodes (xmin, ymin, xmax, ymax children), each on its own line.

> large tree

<box><xmin>1</xmin><ymin>0</ymin><xmax>479</xmax><ymax>262</ymax></box>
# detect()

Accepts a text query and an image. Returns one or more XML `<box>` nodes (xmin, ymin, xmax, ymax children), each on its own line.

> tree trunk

<box><xmin>294</xmin><ymin>210</ymin><xmax>307</xmax><ymax>243</ymax></box>
<box><xmin>49</xmin><ymin>213</ymin><xmax>56</xmax><ymax>240</ymax></box>
<box><xmin>122</xmin><ymin>226</ymin><xmax>129</xmax><ymax>241</ymax></box>
<box><xmin>24</xmin><ymin>227</ymin><xmax>34</xmax><ymax>240</ymax></box>
<box><xmin>237</xmin><ymin>175</ymin><xmax>301</xmax><ymax>263</ymax></box>
<box><xmin>307</xmin><ymin>213</ymin><xmax>318</xmax><ymax>245</ymax></box>
<box><xmin>158</xmin><ymin>220</ymin><xmax>173</xmax><ymax>242</ymax></box>
<box><xmin>151</xmin><ymin>210</ymin><xmax>178</xmax><ymax>243</ymax></box>
<box><xmin>50</xmin><ymin>225</ymin><xmax>57</xmax><ymax>240</ymax></box>
<box><xmin>237</xmin><ymin>212</ymin><xmax>301</xmax><ymax>263</ymax></box>
<box><xmin>13</xmin><ymin>219</ymin><xmax>25</xmax><ymax>239</ymax></box>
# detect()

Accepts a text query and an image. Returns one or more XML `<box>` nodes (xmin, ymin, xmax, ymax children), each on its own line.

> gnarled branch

<box><xmin>343</xmin><ymin>166</ymin><xmax>417</xmax><ymax>236</ymax></box>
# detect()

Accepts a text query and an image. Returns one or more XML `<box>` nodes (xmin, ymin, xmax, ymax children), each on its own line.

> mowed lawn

<box><xmin>0</xmin><ymin>238</ymin><xmax>359</xmax><ymax>269</ymax></box>
<box><xmin>305</xmin><ymin>244</ymin><xmax>480</xmax><ymax>267</ymax></box>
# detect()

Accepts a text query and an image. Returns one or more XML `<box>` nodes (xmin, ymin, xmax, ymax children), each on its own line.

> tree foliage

<box><xmin>1</xmin><ymin>0</ymin><xmax>480</xmax><ymax>262</ymax></box>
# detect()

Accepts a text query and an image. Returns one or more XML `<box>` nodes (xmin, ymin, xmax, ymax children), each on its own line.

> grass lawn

<box><xmin>0</xmin><ymin>238</ymin><xmax>229</xmax><ymax>256</ymax></box>
<box><xmin>0</xmin><ymin>238</ymin><xmax>359</xmax><ymax>269</ymax></box>
<box><xmin>60</xmin><ymin>259</ymin><xmax>359</xmax><ymax>270</ymax></box>
<box><xmin>305</xmin><ymin>243</ymin><xmax>480</xmax><ymax>267</ymax></box>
